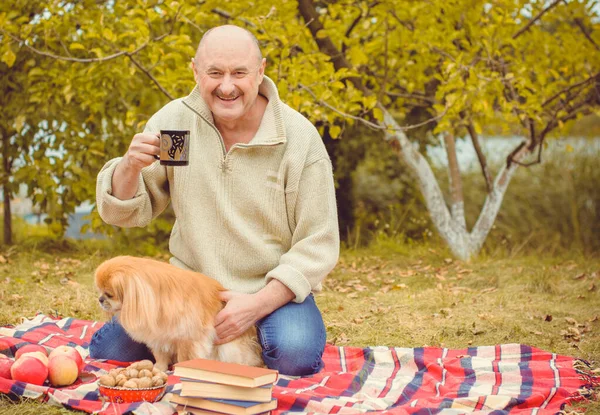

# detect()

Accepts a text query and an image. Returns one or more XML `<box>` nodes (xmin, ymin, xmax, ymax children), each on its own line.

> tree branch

<box><xmin>542</xmin><ymin>71</ymin><xmax>600</xmax><ymax>107</ymax></box>
<box><xmin>297</xmin><ymin>0</ymin><xmax>368</xmax><ymax>94</ymax></box>
<box><xmin>512</xmin><ymin>0</ymin><xmax>562</xmax><ymax>39</ymax></box>
<box><xmin>574</xmin><ymin>17</ymin><xmax>600</xmax><ymax>52</ymax></box>
<box><xmin>1</xmin><ymin>29</ymin><xmax>174</xmax><ymax>63</ymax></box>
<box><xmin>298</xmin><ymin>83</ymin><xmax>447</xmax><ymax>132</ymax></box>
<box><xmin>466</xmin><ymin>122</ymin><xmax>493</xmax><ymax>193</ymax></box>
<box><xmin>1</xmin><ymin>30</ymin><xmax>150</xmax><ymax>62</ymax></box>
<box><xmin>211</xmin><ymin>7</ymin><xmax>258</xmax><ymax>29</ymax></box>
<box><xmin>510</xmin><ymin>140</ymin><xmax>543</xmax><ymax>167</ymax></box>
<box><xmin>386</xmin><ymin>90</ymin><xmax>437</xmax><ymax>104</ymax></box>
<box><xmin>127</xmin><ymin>55</ymin><xmax>174</xmax><ymax>100</ymax></box>
<box><xmin>377</xmin><ymin>18</ymin><xmax>390</xmax><ymax>103</ymax></box>
<box><xmin>344</xmin><ymin>7</ymin><xmax>363</xmax><ymax>39</ymax></box>
<box><xmin>389</xmin><ymin>10</ymin><xmax>415</xmax><ymax>31</ymax></box>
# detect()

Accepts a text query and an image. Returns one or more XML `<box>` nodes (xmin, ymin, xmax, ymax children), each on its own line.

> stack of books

<box><xmin>169</xmin><ymin>358</ymin><xmax>278</xmax><ymax>415</ymax></box>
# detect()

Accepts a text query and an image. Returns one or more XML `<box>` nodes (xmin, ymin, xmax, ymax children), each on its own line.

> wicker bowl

<box><xmin>98</xmin><ymin>383</ymin><xmax>167</xmax><ymax>403</ymax></box>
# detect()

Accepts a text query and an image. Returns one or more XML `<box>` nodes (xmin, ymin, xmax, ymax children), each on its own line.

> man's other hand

<box><xmin>213</xmin><ymin>291</ymin><xmax>263</xmax><ymax>345</ymax></box>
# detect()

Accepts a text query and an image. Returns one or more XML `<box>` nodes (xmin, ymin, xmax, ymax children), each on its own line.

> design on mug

<box><xmin>168</xmin><ymin>133</ymin><xmax>187</xmax><ymax>160</ymax></box>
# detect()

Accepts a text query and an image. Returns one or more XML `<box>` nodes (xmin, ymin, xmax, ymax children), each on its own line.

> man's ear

<box><xmin>191</xmin><ymin>58</ymin><xmax>199</xmax><ymax>83</ymax></box>
<box><xmin>258</xmin><ymin>57</ymin><xmax>266</xmax><ymax>84</ymax></box>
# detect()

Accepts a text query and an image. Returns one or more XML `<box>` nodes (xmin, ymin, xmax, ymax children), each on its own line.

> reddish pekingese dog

<box><xmin>94</xmin><ymin>255</ymin><xmax>263</xmax><ymax>371</ymax></box>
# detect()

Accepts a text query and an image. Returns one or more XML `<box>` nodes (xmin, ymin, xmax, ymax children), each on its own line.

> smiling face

<box><xmin>192</xmin><ymin>26</ymin><xmax>266</xmax><ymax>126</ymax></box>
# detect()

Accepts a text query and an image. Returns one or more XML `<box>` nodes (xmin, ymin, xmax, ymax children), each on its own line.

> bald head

<box><xmin>195</xmin><ymin>25</ymin><xmax>262</xmax><ymax>65</ymax></box>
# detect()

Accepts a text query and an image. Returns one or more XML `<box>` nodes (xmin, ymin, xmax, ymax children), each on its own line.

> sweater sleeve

<box><xmin>265</xmin><ymin>158</ymin><xmax>340</xmax><ymax>303</ymax></box>
<box><xmin>95</xmin><ymin>122</ymin><xmax>171</xmax><ymax>228</ymax></box>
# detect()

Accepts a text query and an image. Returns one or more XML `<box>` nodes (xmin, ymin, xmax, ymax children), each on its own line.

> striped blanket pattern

<box><xmin>0</xmin><ymin>315</ymin><xmax>597</xmax><ymax>414</ymax></box>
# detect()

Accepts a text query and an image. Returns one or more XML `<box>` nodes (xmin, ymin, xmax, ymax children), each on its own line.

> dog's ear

<box><xmin>117</xmin><ymin>271</ymin><xmax>159</xmax><ymax>332</ymax></box>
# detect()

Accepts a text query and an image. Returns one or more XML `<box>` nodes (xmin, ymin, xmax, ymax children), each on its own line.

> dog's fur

<box><xmin>94</xmin><ymin>255</ymin><xmax>263</xmax><ymax>371</ymax></box>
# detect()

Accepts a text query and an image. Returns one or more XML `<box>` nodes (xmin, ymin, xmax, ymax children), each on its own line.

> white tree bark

<box><xmin>379</xmin><ymin>104</ymin><xmax>528</xmax><ymax>260</ymax></box>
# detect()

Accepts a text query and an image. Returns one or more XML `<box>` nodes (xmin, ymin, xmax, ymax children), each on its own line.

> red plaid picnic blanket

<box><xmin>0</xmin><ymin>315</ymin><xmax>598</xmax><ymax>414</ymax></box>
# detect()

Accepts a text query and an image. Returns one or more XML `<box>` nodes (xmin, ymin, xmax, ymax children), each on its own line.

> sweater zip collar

<box><xmin>182</xmin><ymin>75</ymin><xmax>287</xmax><ymax>150</ymax></box>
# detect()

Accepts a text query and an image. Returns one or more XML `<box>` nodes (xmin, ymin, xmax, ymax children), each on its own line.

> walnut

<box><xmin>123</xmin><ymin>380</ymin><xmax>138</xmax><ymax>389</ymax></box>
<box><xmin>151</xmin><ymin>375</ymin><xmax>165</xmax><ymax>386</ymax></box>
<box><xmin>137</xmin><ymin>360</ymin><xmax>154</xmax><ymax>371</ymax></box>
<box><xmin>138</xmin><ymin>369</ymin><xmax>153</xmax><ymax>378</ymax></box>
<box><xmin>115</xmin><ymin>373</ymin><xmax>128</xmax><ymax>386</ymax></box>
<box><xmin>137</xmin><ymin>377</ymin><xmax>153</xmax><ymax>388</ymax></box>
<box><xmin>98</xmin><ymin>374</ymin><xmax>116</xmax><ymax>387</ymax></box>
<box><xmin>127</xmin><ymin>368</ymin><xmax>139</xmax><ymax>379</ymax></box>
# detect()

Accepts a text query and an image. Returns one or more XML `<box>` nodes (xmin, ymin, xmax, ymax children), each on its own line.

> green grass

<box><xmin>0</xmin><ymin>239</ymin><xmax>598</xmax><ymax>414</ymax></box>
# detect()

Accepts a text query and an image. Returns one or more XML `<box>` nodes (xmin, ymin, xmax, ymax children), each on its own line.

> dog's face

<box><xmin>94</xmin><ymin>260</ymin><xmax>127</xmax><ymax>315</ymax></box>
<box><xmin>97</xmin><ymin>286</ymin><xmax>122</xmax><ymax>313</ymax></box>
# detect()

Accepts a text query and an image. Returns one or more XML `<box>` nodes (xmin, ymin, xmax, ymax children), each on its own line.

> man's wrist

<box><xmin>254</xmin><ymin>279</ymin><xmax>295</xmax><ymax>317</ymax></box>
<box><xmin>111</xmin><ymin>156</ymin><xmax>142</xmax><ymax>200</ymax></box>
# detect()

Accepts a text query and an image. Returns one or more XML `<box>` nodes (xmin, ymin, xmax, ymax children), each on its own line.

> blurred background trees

<box><xmin>1</xmin><ymin>0</ymin><xmax>598</xmax><ymax>258</ymax></box>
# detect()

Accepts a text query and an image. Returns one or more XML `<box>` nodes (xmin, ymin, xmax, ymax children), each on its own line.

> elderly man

<box><xmin>91</xmin><ymin>25</ymin><xmax>339</xmax><ymax>376</ymax></box>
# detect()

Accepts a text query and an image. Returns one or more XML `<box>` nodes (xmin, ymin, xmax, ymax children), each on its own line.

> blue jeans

<box><xmin>89</xmin><ymin>294</ymin><xmax>326</xmax><ymax>376</ymax></box>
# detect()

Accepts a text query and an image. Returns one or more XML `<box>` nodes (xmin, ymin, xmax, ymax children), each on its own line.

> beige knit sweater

<box><xmin>96</xmin><ymin>76</ymin><xmax>340</xmax><ymax>303</ymax></box>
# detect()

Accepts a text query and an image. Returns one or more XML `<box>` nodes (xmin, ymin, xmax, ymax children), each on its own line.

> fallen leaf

<box><xmin>565</xmin><ymin>263</ymin><xmax>578</xmax><ymax>271</ymax></box>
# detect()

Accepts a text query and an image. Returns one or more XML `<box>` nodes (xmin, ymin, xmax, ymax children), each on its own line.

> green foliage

<box><xmin>1</xmin><ymin>0</ymin><xmax>598</xmax><ymax>249</ymax></box>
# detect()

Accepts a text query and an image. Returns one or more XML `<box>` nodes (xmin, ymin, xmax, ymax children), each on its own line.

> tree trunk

<box><xmin>297</xmin><ymin>0</ymin><xmax>530</xmax><ymax>260</ymax></box>
<box><xmin>382</xmin><ymin>107</ymin><xmax>527</xmax><ymax>260</ymax></box>
<box><xmin>443</xmin><ymin>132</ymin><xmax>466</xmax><ymax>230</ymax></box>
<box><xmin>0</xmin><ymin>127</ymin><xmax>11</xmax><ymax>245</ymax></box>
<box><xmin>3</xmin><ymin>185</ymin><xmax>11</xmax><ymax>246</ymax></box>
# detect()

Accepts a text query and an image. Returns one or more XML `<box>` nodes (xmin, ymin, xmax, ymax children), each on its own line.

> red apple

<box><xmin>0</xmin><ymin>339</ymin><xmax>11</xmax><ymax>355</ymax></box>
<box><xmin>20</xmin><ymin>351</ymin><xmax>49</xmax><ymax>366</ymax></box>
<box><xmin>0</xmin><ymin>358</ymin><xmax>13</xmax><ymax>379</ymax></box>
<box><xmin>10</xmin><ymin>356</ymin><xmax>48</xmax><ymax>385</ymax></box>
<box><xmin>15</xmin><ymin>344</ymin><xmax>48</xmax><ymax>359</ymax></box>
<box><xmin>48</xmin><ymin>346</ymin><xmax>83</xmax><ymax>373</ymax></box>
<box><xmin>48</xmin><ymin>355</ymin><xmax>78</xmax><ymax>387</ymax></box>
